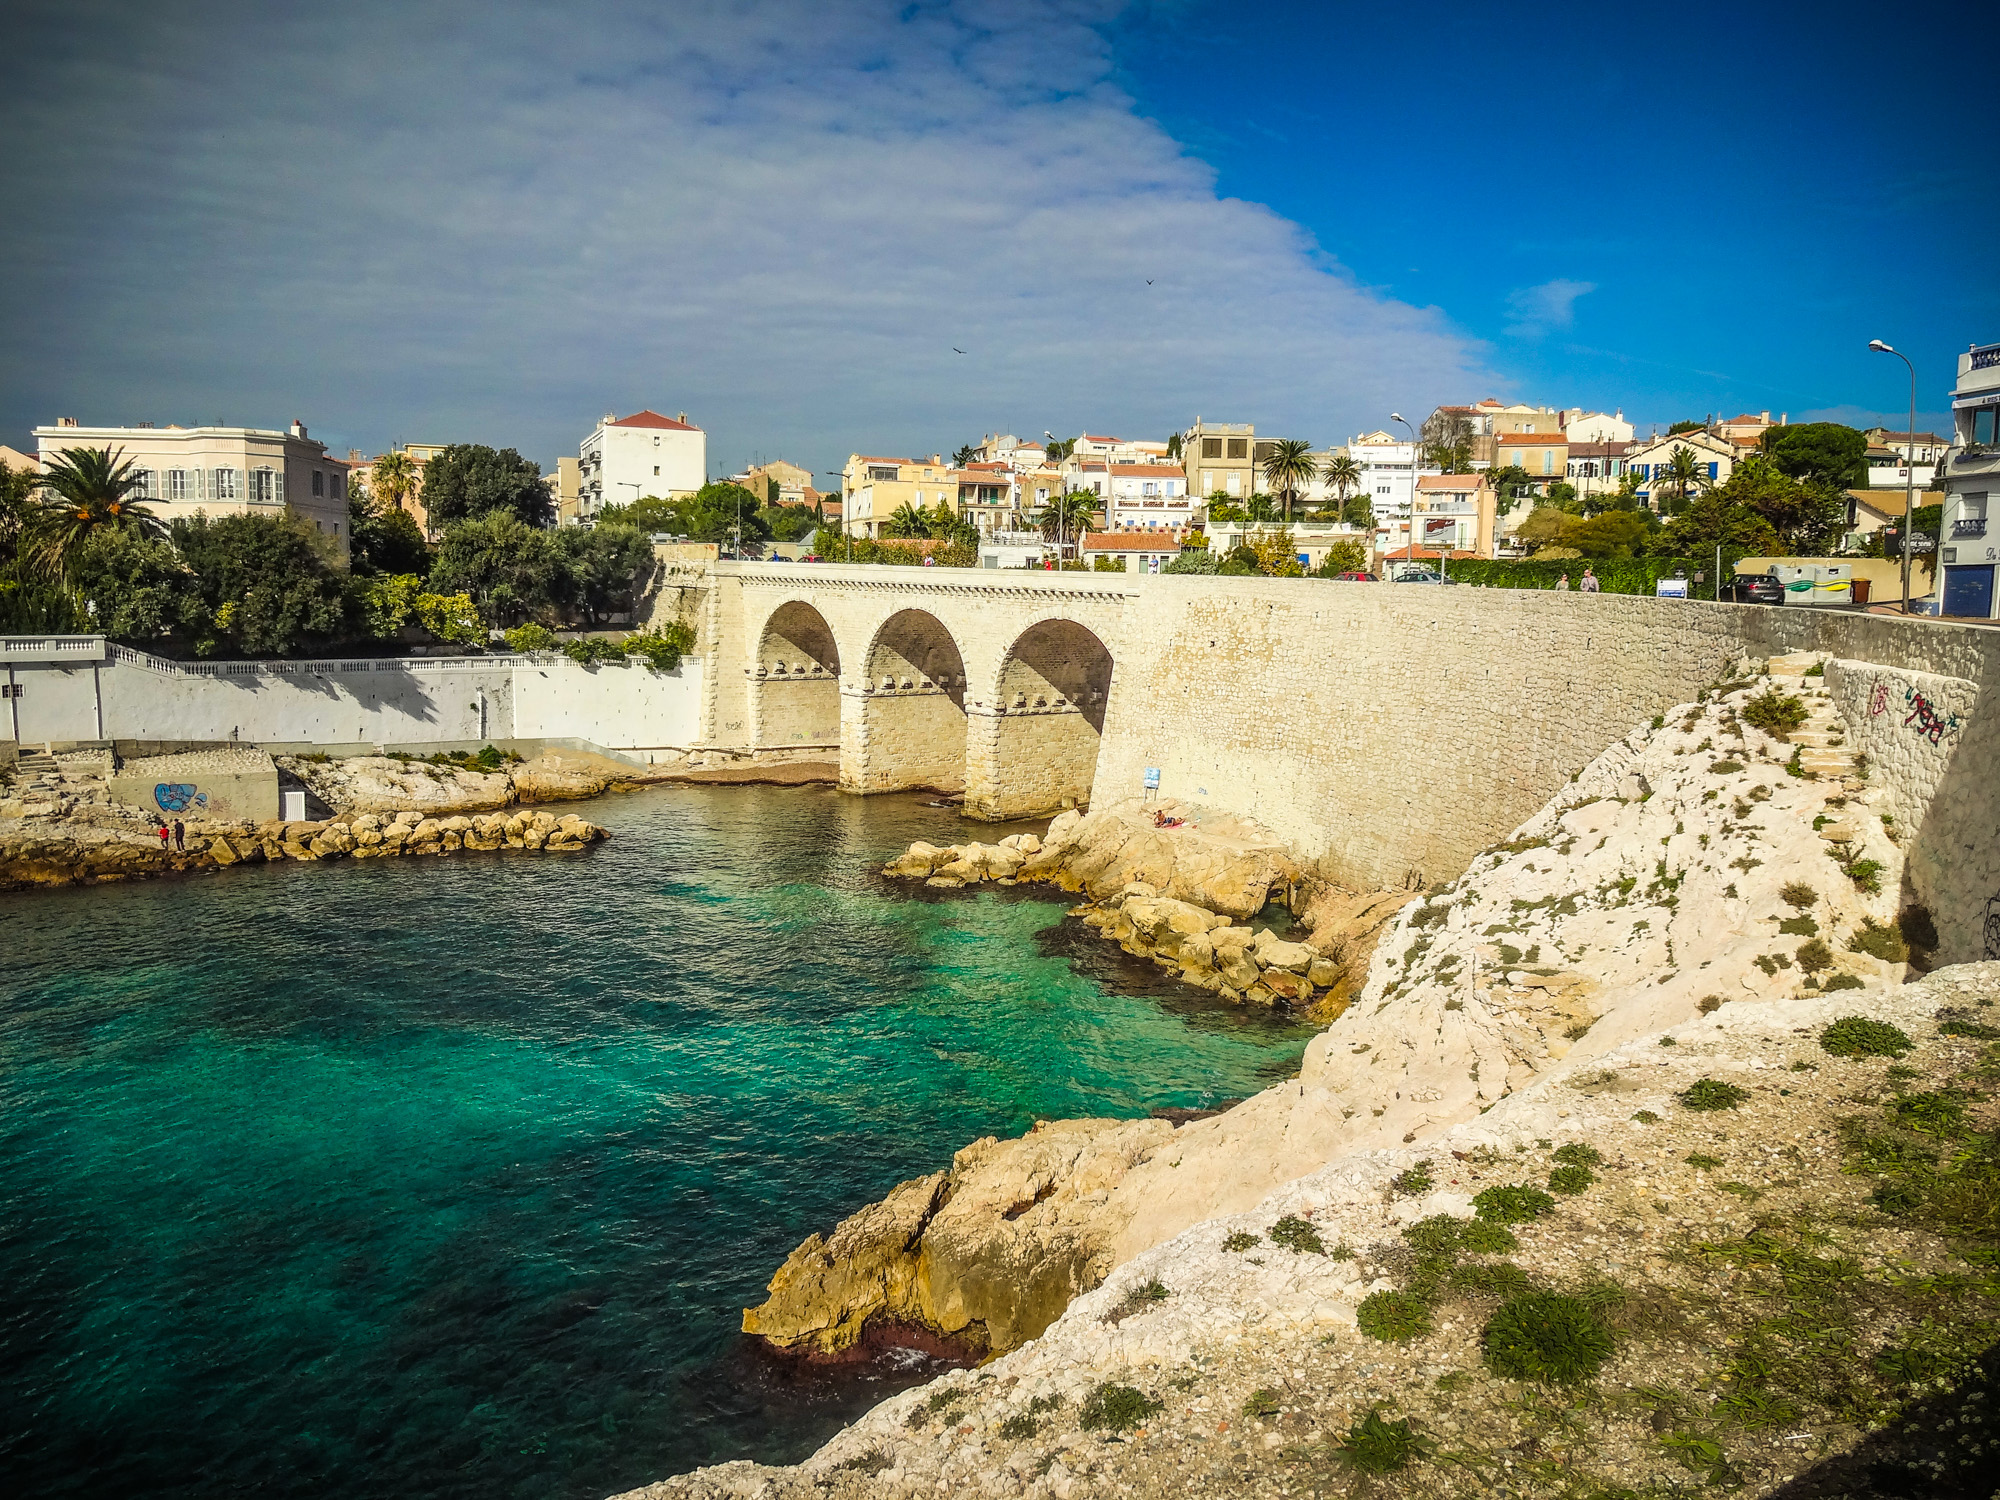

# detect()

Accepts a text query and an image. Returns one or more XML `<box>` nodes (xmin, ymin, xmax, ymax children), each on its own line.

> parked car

<box><xmin>1333</xmin><ymin>570</ymin><xmax>1378</xmax><ymax>582</ymax></box>
<box><xmin>1728</xmin><ymin>574</ymin><xmax>1785</xmax><ymax>605</ymax></box>
<box><xmin>1390</xmin><ymin>568</ymin><xmax>1458</xmax><ymax>585</ymax></box>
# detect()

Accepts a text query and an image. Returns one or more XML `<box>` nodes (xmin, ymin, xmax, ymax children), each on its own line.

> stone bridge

<box><xmin>697</xmin><ymin>561</ymin><xmax>1136</xmax><ymax>820</ymax></box>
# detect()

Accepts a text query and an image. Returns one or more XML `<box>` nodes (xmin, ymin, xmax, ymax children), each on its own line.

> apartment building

<box><xmin>577</xmin><ymin>409</ymin><xmax>706</xmax><ymax>523</ymax></box>
<box><xmin>1350</xmin><ymin>430</ymin><xmax>1419</xmax><ymax>548</ymax></box>
<box><xmin>1413</xmin><ymin>472</ymin><xmax>1497</xmax><ymax>557</ymax></box>
<box><xmin>1940</xmin><ymin>340</ymin><xmax>2000</xmax><ymax>618</ymax></box>
<box><xmin>954</xmin><ymin>462</ymin><xmax>1021</xmax><ymax>534</ymax></box>
<box><xmin>1103</xmin><ymin>464</ymin><xmax>1191</xmax><ymax>529</ymax></box>
<box><xmin>1496</xmin><ymin>431</ymin><xmax>1569</xmax><ymax>489</ymax></box>
<box><xmin>1079</xmin><ymin>530</ymin><xmax>1183</xmax><ymax>574</ymax></box>
<box><xmin>1182</xmin><ymin>419</ymin><xmax>1257</xmax><ymax>499</ymax></box>
<box><xmin>1065</xmin><ymin>433</ymin><xmax>1172</xmax><ymax>465</ymax></box>
<box><xmin>1562</xmin><ymin>409</ymin><xmax>1633</xmax><ymax>443</ymax></box>
<box><xmin>840</xmin><ymin>453</ymin><xmax>955</xmax><ymax>538</ymax></box>
<box><xmin>1423</xmin><ymin>400</ymin><xmax>1561</xmax><ymax>467</ymax></box>
<box><xmin>1565</xmin><ymin>441</ymin><xmax>1633</xmax><ymax>497</ymax></box>
<box><xmin>974</xmin><ymin>434</ymin><xmax>1050</xmax><ymax>471</ymax></box>
<box><xmin>1626</xmin><ymin>428</ymin><xmax>1740</xmax><ymax>509</ymax></box>
<box><xmin>33</xmin><ymin>417</ymin><xmax>350</xmax><ymax>552</ymax></box>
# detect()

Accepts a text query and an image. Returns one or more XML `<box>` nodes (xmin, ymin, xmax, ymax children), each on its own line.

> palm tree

<box><xmin>885</xmin><ymin>501</ymin><xmax>930</xmax><ymax>538</ymax></box>
<box><xmin>1037</xmin><ymin>490</ymin><xmax>1097</xmax><ymax>553</ymax></box>
<box><xmin>1259</xmin><ymin>438</ymin><xmax>1317</xmax><ymax>523</ymax></box>
<box><xmin>31</xmin><ymin>446</ymin><xmax>166</xmax><ymax>575</ymax></box>
<box><xmin>1655</xmin><ymin>444</ymin><xmax>1713</xmax><ymax>515</ymax></box>
<box><xmin>951</xmin><ymin>444</ymin><xmax>978</xmax><ymax>467</ymax></box>
<box><xmin>370</xmin><ymin>450</ymin><xmax>419</xmax><ymax>517</ymax></box>
<box><xmin>1319</xmin><ymin>453</ymin><xmax>1362</xmax><ymax>511</ymax></box>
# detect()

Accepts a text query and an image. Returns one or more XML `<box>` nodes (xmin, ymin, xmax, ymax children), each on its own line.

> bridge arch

<box><xmin>750</xmin><ymin>600</ymin><xmax>843</xmax><ymax>752</ymax></box>
<box><xmin>842</xmin><ymin>608</ymin><xmax>969</xmax><ymax>794</ymax></box>
<box><xmin>965</xmin><ymin>616</ymin><xmax>1115</xmax><ymax>821</ymax></box>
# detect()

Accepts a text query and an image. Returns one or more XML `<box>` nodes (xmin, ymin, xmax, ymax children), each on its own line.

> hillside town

<box><xmin>3</xmin><ymin>340</ymin><xmax>1997</xmax><ymax>662</ymax></box>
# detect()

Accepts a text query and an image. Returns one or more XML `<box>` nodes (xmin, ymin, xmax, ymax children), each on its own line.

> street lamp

<box><xmin>822</xmin><ymin>471</ymin><xmax>852</xmax><ymax>562</ymax></box>
<box><xmin>1870</xmin><ymin>339</ymin><xmax>1921</xmax><ymax>613</ymax></box>
<box><xmin>1391</xmin><ymin>413</ymin><xmax>1419</xmax><ymax>577</ymax></box>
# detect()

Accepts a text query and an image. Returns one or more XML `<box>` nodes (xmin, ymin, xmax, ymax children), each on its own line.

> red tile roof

<box><xmin>1080</xmin><ymin>434</ymin><xmax>1122</xmax><ymax>443</ymax></box>
<box><xmin>1082</xmin><ymin>531</ymin><xmax>1181</xmax><ymax>552</ymax></box>
<box><xmin>1497</xmin><ymin>433</ymin><xmax>1565</xmax><ymax>445</ymax></box>
<box><xmin>610</xmin><ymin>409</ymin><xmax>701</xmax><ymax>431</ymax></box>
<box><xmin>853</xmin><ymin>455</ymin><xmax>918</xmax><ymax>465</ymax></box>
<box><xmin>1109</xmin><ymin>464</ymin><xmax>1186</xmax><ymax>476</ymax></box>
<box><xmin>1417</xmin><ymin>473</ymin><xmax>1486</xmax><ymax>491</ymax></box>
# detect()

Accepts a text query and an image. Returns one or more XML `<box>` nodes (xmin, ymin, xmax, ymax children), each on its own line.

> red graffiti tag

<box><xmin>1904</xmin><ymin>690</ymin><xmax>1952</xmax><ymax>746</ymax></box>
<box><xmin>1869</xmin><ymin>682</ymin><xmax>1889</xmax><ymax>717</ymax></box>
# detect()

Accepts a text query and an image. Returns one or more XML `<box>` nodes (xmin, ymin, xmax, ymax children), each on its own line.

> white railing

<box><xmin>1</xmin><ymin>635</ymin><xmax>108</xmax><ymax>663</ymax></box>
<box><xmin>104</xmin><ymin>642</ymin><xmax>538</xmax><ymax>677</ymax></box>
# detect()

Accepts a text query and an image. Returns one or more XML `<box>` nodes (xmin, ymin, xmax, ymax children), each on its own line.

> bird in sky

<box><xmin>952</xmin><ymin>347</ymin><xmax>965</xmax><ymax>354</ymax></box>
<box><xmin>1146</xmin><ymin>279</ymin><xmax>1153</xmax><ymax>285</ymax></box>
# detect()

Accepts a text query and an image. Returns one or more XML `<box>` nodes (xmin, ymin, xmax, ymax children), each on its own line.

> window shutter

<box><xmin>275</xmin><ymin>469</ymin><xmax>285</xmax><ymax>504</ymax></box>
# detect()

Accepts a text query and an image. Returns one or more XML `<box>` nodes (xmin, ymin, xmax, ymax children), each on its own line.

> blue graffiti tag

<box><xmin>154</xmin><ymin>784</ymin><xmax>209</xmax><ymax>813</ymax></box>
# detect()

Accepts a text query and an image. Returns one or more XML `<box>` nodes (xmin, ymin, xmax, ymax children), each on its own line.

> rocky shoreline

<box><xmin>0</xmin><ymin>747</ymin><xmax>619</xmax><ymax>892</ymax></box>
<box><xmin>630</xmin><ymin>651</ymin><xmax>1999</xmax><ymax>1500</ymax></box>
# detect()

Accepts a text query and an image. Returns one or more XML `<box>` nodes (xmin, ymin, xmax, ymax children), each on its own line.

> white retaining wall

<box><xmin>1</xmin><ymin>642</ymin><xmax>705</xmax><ymax>760</ymax></box>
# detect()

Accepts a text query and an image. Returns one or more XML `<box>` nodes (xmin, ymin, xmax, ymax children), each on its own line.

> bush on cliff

<box><xmin>1079</xmin><ymin>1383</ymin><xmax>1163</xmax><ymax>1432</ymax></box>
<box><xmin>1481</xmin><ymin>1292</ymin><xmax>1615</xmax><ymax>1384</ymax></box>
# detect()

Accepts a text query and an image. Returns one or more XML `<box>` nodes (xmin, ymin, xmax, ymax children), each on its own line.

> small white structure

<box><xmin>1349</xmin><ymin>432</ymin><xmax>1419</xmax><ymax>551</ymax></box>
<box><xmin>1561</xmin><ymin>409</ymin><xmax>1634</xmax><ymax>443</ymax></box>
<box><xmin>1079</xmin><ymin>530</ymin><xmax>1182</xmax><ymax>573</ymax></box>
<box><xmin>33</xmin><ymin>418</ymin><xmax>350</xmax><ymax>551</ymax></box>
<box><xmin>978</xmin><ymin>530</ymin><xmax>1049</xmax><ymax>569</ymax></box>
<box><xmin>576</xmin><ymin>409</ymin><xmax>706</xmax><ymax>524</ymax></box>
<box><xmin>1104</xmin><ymin>464</ymin><xmax>1191</xmax><ymax>529</ymax></box>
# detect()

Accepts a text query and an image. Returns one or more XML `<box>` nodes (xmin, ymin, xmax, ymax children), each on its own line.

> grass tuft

<box><xmin>1078</xmin><ymin>1383</ymin><xmax>1162</xmax><ymax>1432</ymax></box>
<box><xmin>1356</xmin><ymin>1290</ymin><xmax>1434</xmax><ymax>1342</ymax></box>
<box><xmin>1335</xmin><ymin>1409</ymin><xmax>1432</xmax><ymax>1474</ymax></box>
<box><xmin>1268</xmin><ymin>1215</ymin><xmax>1325</xmax><ymax>1255</ymax></box>
<box><xmin>1821</xmin><ymin>1015</ymin><xmax>1913</xmax><ymax>1058</ymax></box>
<box><xmin>1678</xmin><ymin>1078</ymin><xmax>1751</xmax><ymax>1110</ymax></box>
<box><xmin>1473</xmin><ymin>1184</ymin><xmax>1558</xmax><ymax>1222</ymax></box>
<box><xmin>1481</xmin><ymin>1292</ymin><xmax>1616</xmax><ymax>1384</ymax></box>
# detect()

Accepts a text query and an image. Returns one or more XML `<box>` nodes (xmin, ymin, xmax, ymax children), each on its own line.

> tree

<box><xmin>1653</xmin><ymin>445</ymin><xmax>1713</xmax><ymax>514</ymax></box>
<box><xmin>952</xmin><ymin>444</ymin><xmax>979</xmax><ymax>466</ymax></box>
<box><xmin>1544</xmin><ymin>480</ymin><xmax>1581</xmax><ymax>510</ymax></box>
<box><xmin>67</xmin><ymin>528</ymin><xmax>205</xmax><ymax>643</ymax></box>
<box><xmin>419</xmin><ymin>444</ymin><xmax>553</xmax><ymax>528</ymax></box>
<box><xmin>1259</xmin><ymin>438</ymin><xmax>1318</xmax><ymax>523</ymax></box>
<box><xmin>594</xmin><ymin>493</ymin><xmax>681</xmax><ymax>533</ymax></box>
<box><xmin>1165</xmin><ymin>432</ymin><xmax>1183</xmax><ymax>460</ymax></box>
<box><xmin>428</xmin><ymin>512</ymin><xmax>572</xmax><ymax>625</ymax></box>
<box><xmin>1761</xmin><ymin>422</ymin><xmax>1867</xmax><ymax>490</ymax></box>
<box><xmin>758</xmin><ymin>503</ymin><xmax>819</xmax><ymax>542</ymax></box>
<box><xmin>884</xmin><ymin>502</ymin><xmax>931</xmax><ymax>538</ymax></box>
<box><xmin>1044</xmin><ymin>437</ymin><xmax>1077</xmax><ymax>462</ymax></box>
<box><xmin>1658</xmin><ymin>486</ymin><xmax>1780</xmax><ymax>558</ymax></box>
<box><xmin>1487</xmin><ymin>465</ymin><xmax>1534</xmax><ymax>512</ymax></box>
<box><xmin>31</xmin><ymin>446</ymin><xmax>167</xmax><ymax>575</ymax></box>
<box><xmin>347</xmin><ymin>489</ymin><xmax>430</xmax><ymax>576</ymax></box>
<box><xmin>1707</xmin><ymin>457</ymin><xmax>1846</xmax><ymax>554</ymax></box>
<box><xmin>1319</xmin><ymin>453</ymin><xmax>1362</xmax><ymax>505</ymax></box>
<box><xmin>558</xmin><ymin>523</ymin><xmax>656</xmax><ymax>627</ymax></box>
<box><xmin>1037</xmin><ymin>490</ymin><xmax>1097</xmax><ymax>546</ymax></box>
<box><xmin>171</xmin><ymin>513</ymin><xmax>352</xmax><ymax>657</ymax></box>
<box><xmin>369</xmin><ymin>451</ymin><xmax>420</xmax><ymax>518</ymax></box>
<box><xmin>1338</xmin><ymin>494</ymin><xmax>1375</xmax><ymax>530</ymax></box>
<box><xmin>1667</xmin><ymin>420</ymin><xmax>1707</xmax><ymax>435</ymax></box>
<box><xmin>1312</xmin><ymin>538</ymin><xmax>1369</xmax><ymax>577</ymax></box>
<box><xmin>1421</xmin><ymin>413</ymin><xmax>1474</xmax><ymax>474</ymax></box>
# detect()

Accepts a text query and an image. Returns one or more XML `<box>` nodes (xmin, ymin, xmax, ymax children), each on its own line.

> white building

<box><xmin>1066</xmin><ymin>433</ymin><xmax>1170</xmax><ymax>465</ymax></box>
<box><xmin>1349</xmin><ymin>431</ymin><xmax>1420</xmax><ymax>550</ymax></box>
<box><xmin>1940</xmin><ymin>339</ymin><xmax>2000</xmax><ymax>618</ymax></box>
<box><xmin>1103</xmin><ymin>464</ymin><xmax>1191</xmax><ymax>529</ymax></box>
<box><xmin>576</xmin><ymin>409</ymin><xmax>706</xmax><ymax>523</ymax></box>
<box><xmin>1626</xmin><ymin>428</ymin><xmax>1740</xmax><ymax>509</ymax></box>
<box><xmin>1562</xmin><ymin>409</ymin><xmax>1634</xmax><ymax>444</ymax></box>
<box><xmin>32</xmin><ymin>417</ymin><xmax>350</xmax><ymax>551</ymax></box>
<box><xmin>1205</xmin><ymin>519</ymin><xmax>1370</xmax><ymax>572</ymax></box>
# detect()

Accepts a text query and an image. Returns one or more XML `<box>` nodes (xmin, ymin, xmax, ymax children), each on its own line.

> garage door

<box><xmin>1943</xmin><ymin>565</ymin><xmax>1995</xmax><ymax>618</ymax></box>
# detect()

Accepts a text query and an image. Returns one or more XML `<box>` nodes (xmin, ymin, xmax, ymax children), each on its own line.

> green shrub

<box><xmin>1356</xmin><ymin>1290</ymin><xmax>1434</xmax><ymax>1342</ymax></box>
<box><xmin>1887</xmin><ymin>1091</ymin><xmax>1968</xmax><ymax>1137</ymax></box>
<box><xmin>1448</xmin><ymin>1260</ymin><xmax>1535</xmax><ymax>1299</ymax></box>
<box><xmin>1402</xmin><ymin>1215</ymin><xmax>1519</xmax><ymax>1255</ymax></box>
<box><xmin>1481</xmin><ymin>1292</ymin><xmax>1616</xmax><ymax>1384</ymax></box>
<box><xmin>1777</xmin><ymin>914</ymin><xmax>1819</xmax><ymax>937</ymax></box>
<box><xmin>561</xmin><ymin>635</ymin><xmax>627</xmax><ymax>666</ymax></box>
<box><xmin>1820</xmin><ymin>1015</ymin><xmax>1913</xmax><ymax>1057</ymax></box>
<box><xmin>1795</xmin><ymin>938</ymin><xmax>1835</xmax><ymax>973</ymax></box>
<box><xmin>1552</xmin><ymin>1143</ymin><xmax>1603</xmax><ymax>1168</ymax></box>
<box><xmin>1241</xmin><ymin>1388</ymin><xmax>1282</xmax><ymax>1417</ymax></box>
<box><xmin>1780</xmin><ymin>881</ymin><xmax>1817</xmax><ymax>909</ymax></box>
<box><xmin>1548</xmin><ymin>1164</ymin><xmax>1595</xmax><ymax>1195</ymax></box>
<box><xmin>1938</xmin><ymin>1015</ymin><xmax>2000</xmax><ymax>1041</ymax></box>
<box><xmin>997</xmin><ymin>1413</ymin><xmax>1037</xmax><ymax>1440</ymax></box>
<box><xmin>1473</xmin><ymin>1184</ymin><xmax>1557</xmax><ymax>1222</ymax></box>
<box><xmin>503</xmin><ymin>622</ymin><xmax>556</xmax><ymax>653</ymax></box>
<box><xmin>1446</xmin><ymin>556</ymin><xmax>1729</xmax><ymax>596</ymax></box>
<box><xmin>1222</xmin><ymin>1231</ymin><xmax>1260</xmax><ymax>1253</ymax></box>
<box><xmin>1679</xmin><ymin>1078</ymin><xmax>1751</xmax><ymax>1111</ymax></box>
<box><xmin>1685</xmin><ymin>1153</ymin><xmax>1724</xmax><ymax>1169</ymax></box>
<box><xmin>1743</xmin><ymin>690</ymin><xmax>1808</xmax><ymax>735</ymax></box>
<box><xmin>1390</xmin><ymin>1160</ymin><xmax>1435</xmax><ymax>1195</ymax></box>
<box><xmin>1079</xmin><ymin>1383</ymin><xmax>1162</xmax><ymax>1432</ymax></box>
<box><xmin>1846</xmin><ymin>859</ymin><xmax>1885</xmax><ymax>896</ymax></box>
<box><xmin>1847</xmin><ymin>918</ymin><xmax>1908</xmax><ymax>963</ymax></box>
<box><xmin>1632</xmin><ymin>1110</ymin><xmax>1661</xmax><ymax>1124</ymax></box>
<box><xmin>1268</xmin><ymin>1215</ymin><xmax>1325</xmax><ymax>1255</ymax></box>
<box><xmin>1709</xmin><ymin>760</ymin><xmax>1744</xmax><ymax>774</ymax></box>
<box><xmin>1334</xmin><ymin>1410</ymin><xmax>1432</xmax><ymax>1473</ymax></box>
<box><xmin>623</xmin><ymin>619</ymin><xmax>697</xmax><ymax>672</ymax></box>
<box><xmin>1822</xmin><ymin>973</ymin><xmax>1866</xmax><ymax>991</ymax></box>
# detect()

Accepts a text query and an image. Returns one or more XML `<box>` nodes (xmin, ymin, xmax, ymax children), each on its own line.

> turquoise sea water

<box><xmin>0</xmin><ymin>783</ymin><xmax>1313</xmax><ymax>1499</ymax></box>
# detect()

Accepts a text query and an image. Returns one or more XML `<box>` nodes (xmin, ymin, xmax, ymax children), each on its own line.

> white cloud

<box><xmin>0</xmin><ymin>0</ymin><xmax>1493</xmax><ymax>472</ymax></box>
<box><xmin>1504</xmin><ymin>279</ymin><xmax>1597</xmax><ymax>340</ymax></box>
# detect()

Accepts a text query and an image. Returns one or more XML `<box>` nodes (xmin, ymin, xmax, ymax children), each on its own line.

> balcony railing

<box><xmin>1952</xmin><ymin>517</ymin><xmax>1988</xmax><ymax>539</ymax></box>
<box><xmin>1972</xmin><ymin>344</ymin><xmax>2000</xmax><ymax>371</ymax></box>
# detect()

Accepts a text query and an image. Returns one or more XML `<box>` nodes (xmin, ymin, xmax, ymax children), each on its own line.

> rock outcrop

<box><xmin>276</xmin><ymin>746</ymin><xmax>639</xmax><ymax>815</ymax></box>
<box><xmin>757</xmin><ymin>656</ymin><xmax>1919</xmax><ymax>1377</ymax></box>
<box><xmin>1</xmin><ymin>749</ymin><xmax>611</xmax><ymax>892</ymax></box>
<box><xmin>744</xmin><ymin>1117</ymin><xmax>1176</xmax><ymax>1359</ymax></box>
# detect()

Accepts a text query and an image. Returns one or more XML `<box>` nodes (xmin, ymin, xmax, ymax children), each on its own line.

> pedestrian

<box><xmin>157</xmin><ymin>822</ymin><xmax>170</xmax><ymax>850</ymax></box>
<box><xmin>1580</xmin><ymin>567</ymin><xmax>1601</xmax><ymax>593</ymax></box>
<box><xmin>1555</xmin><ymin>573</ymin><xmax>1571</xmax><ymax>591</ymax></box>
<box><xmin>173</xmin><ymin>819</ymin><xmax>185</xmax><ymax>852</ymax></box>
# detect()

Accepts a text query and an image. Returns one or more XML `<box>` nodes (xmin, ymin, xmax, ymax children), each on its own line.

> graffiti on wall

<box><xmin>1866</xmin><ymin>678</ymin><xmax>1962</xmax><ymax>746</ymax></box>
<box><xmin>154</xmin><ymin>783</ymin><xmax>209</xmax><ymax>813</ymax></box>
<box><xmin>1986</xmin><ymin>893</ymin><xmax>2000</xmax><ymax>962</ymax></box>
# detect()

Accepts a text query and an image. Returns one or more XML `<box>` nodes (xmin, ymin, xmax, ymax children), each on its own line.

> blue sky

<box><xmin>0</xmin><ymin>0</ymin><xmax>1989</xmax><ymax>479</ymax></box>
